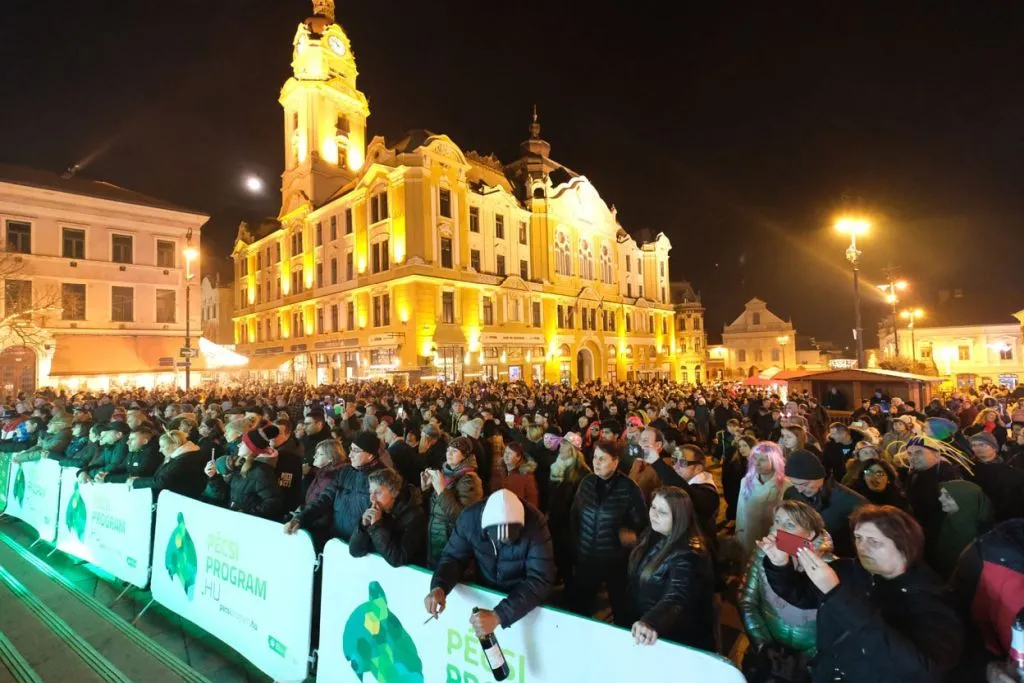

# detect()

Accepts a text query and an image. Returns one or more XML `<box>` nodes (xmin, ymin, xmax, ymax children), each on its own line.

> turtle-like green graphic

<box><xmin>164</xmin><ymin>512</ymin><xmax>198</xmax><ymax>600</ymax></box>
<box><xmin>342</xmin><ymin>581</ymin><xmax>424</xmax><ymax>682</ymax></box>
<box><xmin>65</xmin><ymin>481</ymin><xmax>87</xmax><ymax>541</ymax></box>
<box><xmin>13</xmin><ymin>463</ymin><xmax>25</xmax><ymax>508</ymax></box>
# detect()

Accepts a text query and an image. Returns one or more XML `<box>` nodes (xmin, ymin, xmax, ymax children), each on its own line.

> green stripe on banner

<box><xmin>0</xmin><ymin>452</ymin><xmax>11</xmax><ymax>514</ymax></box>
<box><xmin>0</xmin><ymin>564</ymin><xmax>132</xmax><ymax>683</ymax></box>
<box><xmin>0</xmin><ymin>633</ymin><xmax>44</xmax><ymax>683</ymax></box>
<box><xmin>0</xmin><ymin>533</ymin><xmax>212</xmax><ymax>683</ymax></box>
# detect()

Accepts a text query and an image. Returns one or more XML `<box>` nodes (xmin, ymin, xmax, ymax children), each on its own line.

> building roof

<box><xmin>0</xmin><ymin>162</ymin><xmax>205</xmax><ymax>215</ymax></box>
<box><xmin>786</xmin><ymin>367</ymin><xmax>943</xmax><ymax>383</ymax></box>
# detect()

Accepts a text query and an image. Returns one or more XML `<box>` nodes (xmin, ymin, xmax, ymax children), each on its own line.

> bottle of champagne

<box><xmin>473</xmin><ymin>607</ymin><xmax>510</xmax><ymax>681</ymax></box>
<box><xmin>1010</xmin><ymin>609</ymin><xmax>1024</xmax><ymax>682</ymax></box>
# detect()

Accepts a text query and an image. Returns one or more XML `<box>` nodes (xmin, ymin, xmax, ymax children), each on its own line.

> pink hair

<box><xmin>742</xmin><ymin>441</ymin><xmax>787</xmax><ymax>497</ymax></box>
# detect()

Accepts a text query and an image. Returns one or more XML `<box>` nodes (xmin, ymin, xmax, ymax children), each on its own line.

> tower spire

<box><xmin>312</xmin><ymin>0</ymin><xmax>335</xmax><ymax>23</ymax></box>
<box><xmin>529</xmin><ymin>104</ymin><xmax>541</xmax><ymax>139</ymax></box>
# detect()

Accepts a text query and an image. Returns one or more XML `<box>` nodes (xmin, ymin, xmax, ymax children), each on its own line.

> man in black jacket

<box><xmin>424</xmin><ymin>488</ymin><xmax>555</xmax><ymax>637</ymax></box>
<box><xmin>821</xmin><ymin>422</ymin><xmax>857</xmax><ymax>483</ymax></box>
<box><xmin>106</xmin><ymin>425</ymin><xmax>162</xmax><ymax>483</ymax></box>
<box><xmin>79</xmin><ymin>422</ymin><xmax>130</xmax><ymax>483</ymax></box>
<box><xmin>648</xmin><ymin>445</ymin><xmax>719</xmax><ymax>548</ymax></box>
<box><xmin>349</xmin><ymin>468</ymin><xmax>425</xmax><ymax>567</ymax></box>
<box><xmin>783</xmin><ymin>449</ymin><xmax>865</xmax><ymax>557</ymax></box>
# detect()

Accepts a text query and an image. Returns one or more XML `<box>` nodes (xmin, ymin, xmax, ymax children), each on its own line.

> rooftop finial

<box><xmin>529</xmin><ymin>104</ymin><xmax>541</xmax><ymax>139</ymax></box>
<box><xmin>312</xmin><ymin>0</ymin><xmax>335</xmax><ymax>22</ymax></box>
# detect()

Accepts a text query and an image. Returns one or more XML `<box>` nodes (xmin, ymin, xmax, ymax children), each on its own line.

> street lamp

<box><xmin>183</xmin><ymin>246</ymin><xmax>199</xmax><ymax>391</ymax></box>
<box><xmin>835</xmin><ymin>217</ymin><xmax>870</xmax><ymax>368</ymax></box>
<box><xmin>900</xmin><ymin>307</ymin><xmax>924</xmax><ymax>364</ymax></box>
<box><xmin>878</xmin><ymin>279</ymin><xmax>908</xmax><ymax>357</ymax></box>
<box><xmin>776</xmin><ymin>335</ymin><xmax>790</xmax><ymax>371</ymax></box>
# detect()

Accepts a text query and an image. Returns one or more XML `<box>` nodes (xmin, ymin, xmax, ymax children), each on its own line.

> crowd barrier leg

<box><xmin>131</xmin><ymin>598</ymin><xmax>156</xmax><ymax>627</ymax></box>
<box><xmin>110</xmin><ymin>583</ymin><xmax>134</xmax><ymax>608</ymax></box>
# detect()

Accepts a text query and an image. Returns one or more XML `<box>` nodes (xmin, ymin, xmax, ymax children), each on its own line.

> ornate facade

<box><xmin>232</xmin><ymin>2</ymin><xmax>681</xmax><ymax>385</ymax></box>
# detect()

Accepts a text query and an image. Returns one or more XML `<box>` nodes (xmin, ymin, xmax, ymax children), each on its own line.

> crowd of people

<box><xmin>4</xmin><ymin>378</ymin><xmax>1024</xmax><ymax>682</ymax></box>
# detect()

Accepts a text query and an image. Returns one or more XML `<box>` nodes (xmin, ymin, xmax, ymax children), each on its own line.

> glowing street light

<box><xmin>835</xmin><ymin>216</ymin><xmax>871</xmax><ymax>368</ymax></box>
<box><xmin>900</xmin><ymin>307</ymin><xmax>925</xmax><ymax>363</ymax></box>
<box><xmin>878</xmin><ymin>278</ymin><xmax>910</xmax><ymax>357</ymax></box>
<box><xmin>183</xmin><ymin>244</ymin><xmax>200</xmax><ymax>390</ymax></box>
<box><xmin>244</xmin><ymin>174</ymin><xmax>264</xmax><ymax>194</ymax></box>
<box><xmin>776</xmin><ymin>335</ymin><xmax>790</xmax><ymax>371</ymax></box>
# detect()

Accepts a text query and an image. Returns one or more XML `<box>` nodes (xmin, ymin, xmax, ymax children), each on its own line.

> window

<box><xmin>347</xmin><ymin>301</ymin><xmax>355</xmax><ymax>330</ymax></box>
<box><xmin>372</xmin><ymin>295</ymin><xmax>390</xmax><ymax>327</ymax></box>
<box><xmin>627</xmin><ymin>283</ymin><xmax>632</xmax><ymax>298</ymax></box>
<box><xmin>276</xmin><ymin>317</ymin><xmax>281</xmax><ymax>339</ymax></box>
<box><xmin>626</xmin><ymin>315</ymin><xmax>632</xmax><ymax>332</ymax></box>
<box><xmin>737</xmin><ymin>349</ymin><xmax>747</xmax><ymax>362</ymax></box>
<box><xmin>626</xmin><ymin>255</ymin><xmax>631</xmax><ymax>272</ymax></box>
<box><xmin>958</xmin><ymin>345</ymin><xmax>971</xmax><ymax>361</ymax></box>
<box><xmin>1000</xmin><ymin>346</ymin><xmax>1014</xmax><ymax>361</ymax></box>
<box><xmin>519</xmin><ymin>221</ymin><xmax>527</xmax><ymax>245</ymax></box>
<box><xmin>111</xmin><ymin>286</ymin><xmax>134</xmax><ymax>322</ymax></box>
<box><xmin>293</xmin><ymin>311</ymin><xmax>303</xmax><ymax>337</ymax></box>
<box><xmin>520</xmin><ymin>260</ymin><xmax>529</xmax><ymax>280</ymax></box>
<box><xmin>554</xmin><ymin>232</ymin><xmax>571</xmax><ymax>275</ymax></box>
<box><xmin>158</xmin><ymin>240</ymin><xmax>177</xmax><ymax>267</ymax></box>
<box><xmin>771</xmin><ymin>348</ymin><xmax>780</xmax><ymax>362</ymax></box>
<box><xmin>370</xmin><ymin>190</ymin><xmax>389</xmax><ymax>223</ymax></box>
<box><xmin>5</xmin><ymin>280</ymin><xmax>31</xmax><ymax>315</ymax></box>
<box><xmin>6</xmin><ymin>221</ymin><xmax>30</xmax><ymax>254</ymax></box>
<box><xmin>156</xmin><ymin>289</ymin><xmax>176</xmax><ymax>323</ymax></box>
<box><xmin>482</xmin><ymin>298</ymin><xmax>494</xmax><ymax>326</ymax></box>
<box><xmin>316</xmin><ymin>222</ymin><xmax>323</xmax><ymax>246</ymax></box>
<box><xmin>316</xmin><ymin>262</ymin><xmax>324</xmax><ymax>287</ymax></box>
<box><xmin>440</xmin><ymin>237</ymin><xmax>453</xmax><ymax>268</ymax></box>
<box><xmin>345</xmin><ymin>207</ymin><xmax>353</xmax><ymax>234</ymax></box>
<box><xmin>317</xmin><ymin>308</ymin><xmax>325</xmax><ymax>334</ymax></box>
<box><xmin>532</xmin><ymin>301</ymin><xmax>541</xmax><ymax>327</ymax></box>
<box><xmin>62</xmin><ymin>228</ymin><xmax>86</xmax><ymax>259</ymax></box>
<box><xmin>330</xmin><ymin>216</ymin><xmax>337</xmax><ymax>240</ymax></box>
<box><xmin>754</xmin><ymin>349</ymin><xmax>763</xmax><ymax>362</ymax></box>
<box><xmin>331</xmin><ymin>304</ymin><xmax>339</xmax><ymax>332</ymax></box>
<box><xmin>59</xmin><ymin>283</ymin><xmax>85</xmax><ymax>320</ymax></box>
<box><xmin>679</xmin><ymin>317</ymin><xmax>687</xmax><ymax>331</ymax></box>
<box><xmin>920</xmin><ymin>344</ymin><xmax>932</xmax><ymax>359</ymax></box>
<box><xmin>112</xmin><ymin>234</ymin><xmax>133</xmax><ymax>264</ymax></box>
<box><xmin>581</xmin><ymin>308</ymin><xmax>589</xmax><ymax>330</ymax></box>
<box><xmin>752</xmin><ymin>313</ymin><xmax>761</xmax><ymax>325</ymax></box>
<box><xmin>578</xmin><ymin>239</ymin><xmax>594</xmax><ymax>280</ymax></box>
<box><xmin>496</xmin><ymin>254</ymin><xmax>506</xmax><ymax>276</ymax></box>
<box><xmin>275</xmin><ymin>242</ymin><xmax>281</xmax><ymax>262</ymax></box>
<box><xmin>441</xmin><ymin>291</ymin><xmax>455</xmax><ymax>324</ymax></box>
<box><xmin>346</xmin><ymin>252</ymin><xmax>353</xmax><ymax>280</ymax></box>
<box><xmin>381</xmin><ymin>240</ymin><xmax>389</xmax><ymax>271</ymax></box>
<box><xmin>469</xmin><ymin>207</ymin><xmax>480</xmax><ymax>233</ymax></box>
<box><xmin>662</xmin><ymin>318</ymin><xmax>667</xmax><ymax>334</ymax></box>
<box><xmin>371</xmin><ymin>240</ymin><xmax>389</xmax><ymax>273</ymax></box>
<box><xmin>557</xmin><ymin>305</ymin><xmax>564</xmax><ymax>328</ymax></box>
<box><xmin>600</xmin><ymin>246</ymin><xmax>613</xmax><ymax>284</ymax></box>
<box><xmin>470</xmin><ymin>249</ymin><xmax>481</xmax><ymax>272</ymax></box>
<box><xmin>439</xmin><ymin>188</ymin><xmax>452</xmax><ymax>218</ymax></box>
<box><xmin>292</xmin><ymin>231</ymin><xmax>303</xmax><ymax>255</ymax></box>
<box><xmin>257</xmin><ymin>252</ymin><xmax>262</xmax><ymax>270</ymax></box>
<box><xmin>567</xmin><ymin>306</ymin><xmax>575</xmax><ymax>329</ymax></box>
<box><xmin>330</xmin><ymin>258</ymin><xmax>338</xmax><ymax>284</ymax></box>
<box><xmin>495</xmin><ymin>215</ymin><xmax>505</xmax><ymax>239</ymax></box>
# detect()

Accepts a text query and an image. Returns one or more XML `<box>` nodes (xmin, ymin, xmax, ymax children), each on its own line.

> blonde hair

<box><xmin>224</xmin><ymin>421</ymin><xmax>246</xmax><ymax>441</ymax></box>
<box><xmin>159</xmin><ymin>430</ymin><xmax>188</xmax><ymax>453</ymax></box>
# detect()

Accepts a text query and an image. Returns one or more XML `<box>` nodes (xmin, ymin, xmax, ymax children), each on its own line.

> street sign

<box><xmin>179</xmin><ymin>347</ymin><xmax>198</xmax><ymax>358</ymax></box>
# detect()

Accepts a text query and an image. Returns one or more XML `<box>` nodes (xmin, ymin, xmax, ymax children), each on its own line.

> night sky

<box><xmin>3</xmin><ymin>1</ymin><xmax>1023</xmax><ymax>348</ymax></box>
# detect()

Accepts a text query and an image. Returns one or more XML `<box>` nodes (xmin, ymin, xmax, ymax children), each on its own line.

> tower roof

<box><xmin>519</xmin><ymin>105</ymin><xmax>551</xmax><ymax>158</ymax></box>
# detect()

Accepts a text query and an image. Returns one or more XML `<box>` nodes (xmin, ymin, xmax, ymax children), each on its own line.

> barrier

<box><xmin>316</xmin><ymin>539</ymin><xmax>744</xmax><ymax>683</ymax></box>
<box><xmin>150</xmin><ymin>491</ymin><xmax>316</xmax><ymax>683</ymax></box>
<box><xmin>4</xmin><ymin>457</ymin><xmax>61</xmax><ymax>543</ymax></box>
<box><xmin>55</xmin><ymin>470</ymin><xmax>154</xmax><ymax>588</ymax></box>
<box><xmin>0</xmin><ymin>453</ymin><xmax>11</xmax><ymax>515</ymax></box>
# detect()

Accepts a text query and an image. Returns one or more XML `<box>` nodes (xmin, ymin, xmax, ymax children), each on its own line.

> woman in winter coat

<box><xmin>59</xmin><ymin>422</ymin><xmax>100</xmax><ymax>470</ymax></box>
<box><xmin>302</xmin><ymin>438</ymin><xmax>347</xmax><ymax>507</ymax></box>
<box><xmin>736</xmin><ymin>441</ymin><xmax>790</xmax><ymax>561</ymax></box>
<box><xmin>196</xmin><ymin>418</ymin><xmax>225</xmax><ymax>460</ymax></box>
<box><xmin>626</xmin><ymin>486</ymin><xmax>716</xmax><ymax>652</ymax></box>
<box><xmin>740</xmin><ymin>500</ymin><xmax>834</xmax><ymax>671</ymax></box>
<box><xmin>421</xmin><ymin>436</ymin><xmax>483</xmax><ymax>568</ymax></box>
<box><xmin>758</xmin><ymin>504</ymin><xmax>963</xmax><ymax>683</ymax></box>
<box><xmin>203</xmin><ymin>425</ymin><xmax>284</xmax><ymax>520</ymax></box>
<box><xmin>723</xmin><ymin>435</ymin><xmax>755</xmax><ymax>523</ymax></box>
<box><xmin>130</xmin><ymin>430</ymin><xmax>207</xmax><ymax>501</ymax></box>
<box><xmin>850</xmin><ymin>458</ymin><xmax>910</xmax><ymax>510</ymax></box>
<box><xmin>933</xmin><ymin>480</ymin><xmax>992</xmax><ymax>579</ymax></box>
<box><xmin>964</xmin><ymin>409</ymin><xmax>1008</xmax><ymax>449</ymax></box>
<box><xmin>493</xmin><ymin>442</ymin><xmax>539</xmax><ymax>508</ymax></box>
<box><xmin>547</xmin><ymin>433</ymin><xmax>589</xmax><ymax>585</ymax></box>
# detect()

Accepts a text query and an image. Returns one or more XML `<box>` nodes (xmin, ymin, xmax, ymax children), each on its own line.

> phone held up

<box><xmin>775</xmin><ymin>529</ymin><xmax>812</xmax><ymax>556</ymax></box>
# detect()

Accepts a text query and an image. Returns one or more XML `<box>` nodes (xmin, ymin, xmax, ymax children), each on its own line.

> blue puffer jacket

<box><xmin>298</xmin><ymin>459</ymin><xmax>386</xmax><ymax>540</ymax></box>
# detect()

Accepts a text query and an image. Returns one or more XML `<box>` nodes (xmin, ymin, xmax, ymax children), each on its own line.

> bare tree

<box><xmin>0</xmin><ymin>248</ymin><xmax>61</xmax><ymax>352</ymax></box>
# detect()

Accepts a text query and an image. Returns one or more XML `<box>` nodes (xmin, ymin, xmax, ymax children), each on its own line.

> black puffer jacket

<box><xmin>431</xmin><ymin>499</ymin><xmax>555</xmax><ymax>627</ymax></box>
<box><xmin>571</xmin><ymin>472</ymin><xmax>647</xmax><ymax>564</ymax></box>
<box><xmin>83</xmin><ymin>439</ymin><xmax>129</xmax><ymax>478</ymax></box>
<box><xmin>765</xmin><ymin>557</ymin><xmax>963</xmax><ymax>683</ymax></box>
<box><xmin>349</xmin><ymin>486</ymin><xmax>426</xmax><ymax>568</ymax></box>
<box><xmin>131</xmin><ymin>443</ymin><xmax>207</xmax><ymax>501</ymax></box>
<box><xmin>627</xmin><ymin>534</ymin><xmax>716</xmax><ymax>652</ymax></box>
<box><xmin>298</xmin><ymin>458</ymin><xmax>386</xmax><ymax>540</ymax></box>
<box><xmin>60</xmin><ymin>436</ymin><xmax>94</xmax><ymax>468</ymax></box>
<box><xmin>202</xmin><ymin>461</ymin><xmax>284</xmax><ymax>520</ymax></box>
<box><xmin>106</xmin><ymin>440</ymin><xmax>163</xmax><ymax>483</ymax></box>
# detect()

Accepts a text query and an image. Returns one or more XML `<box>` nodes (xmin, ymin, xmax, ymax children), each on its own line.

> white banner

<box><xmin>317</xmin><ymin>539</ymin><xmax>744</xmax><ymax>683</ymax></box>
<box><xmin>4</xmin><ymin>458</ymin><xmax>62</xmax><ymax>543</ymax></box>
<box><xmin>150</xmin><ymin>491</ymin><xmax>315</xmax><ymax>683</ymax></box>
<box><xmin>55</xmin><ymin>470</ymin><xmax>154</xmax><ymax>588</ymax></box>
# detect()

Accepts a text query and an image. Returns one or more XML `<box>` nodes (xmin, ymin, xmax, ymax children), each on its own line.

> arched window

<box><xmin>579</xmin><ymin>239</ymin><xmax>594</xmax><ymax>280</ymax></box>
<box><xmin>600</xmin><ymin>245</ymin><xmax>613</xmax><ymax>284</ymax></box>
<box><xmin>554</xmin><ymin>232</ymin><xmax>571</xmax><ymax>275</ymax></box>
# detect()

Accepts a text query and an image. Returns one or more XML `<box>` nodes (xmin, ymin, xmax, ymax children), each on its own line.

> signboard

<box><xmin>480</xmin><ymin>333</ymin><xmax>544</xmax><ymax>345</ymax></box>
<box><xmin>317</xmin><ymin>540</ymin><xmax>743</xmax><ymax>683</ymax></box>
<box><xmin>179</xmin><ymin>347</ymin><xmax>199</xmax><ymax>358</ymax></box>
<box><xmin>4</xmin><ymin>458</ymin><xmax>62</xmax><ymax>542</ymax></box>
<box><xmin>55</xmin><ymin>470</ymin><xmax>154</xmax><ymax>588</ymax></box>
<box><xmin>0</xmin><ymin>453</ymin><xmax>11</xmax><ymax>515</ymax></box>
<box><xmin>151</xmin><ymin>491</ymin><xmax>315</xmax><ymax>682</ymax></box>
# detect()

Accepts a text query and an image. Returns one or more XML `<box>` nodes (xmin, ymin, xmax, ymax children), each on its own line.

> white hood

<box><xmin>481</xmin><ymin>489</ymin><xmax>525</xmax><ymax>529</ymax></box>
<box><xmin>688</xmin><ymin>470</ymin><xmax>718</xmax><ymax>491</ymax></box>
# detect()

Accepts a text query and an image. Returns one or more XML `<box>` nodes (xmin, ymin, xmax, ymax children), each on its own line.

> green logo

<box><xmin>164</xmin><ymin>512</ymin><xmax>198</xmax><ymax>601</ymax></box>
<box><xmin>13</xmin><ymin>463</ymin><xmax>25</xmax><ymax>507</ymax></box>
<box><xmin>0</xmin><ymin>453</ymin><xmax>11</xmax><ymax>514</ymax></box>
<box><xmin>343</xmin><ymin>581</ymin><xmax>423</xmax><ymax>682</ymax></box>
<box><xmin>66</xmin><ymin>481</ymin><xmax>87</xmax><ymax>541</ymax></box>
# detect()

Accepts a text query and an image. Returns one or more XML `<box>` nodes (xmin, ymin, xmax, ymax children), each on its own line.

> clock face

<box><xmin>328</xmin><ymin>35</ymin><xmax>346</xmax><ymax>56</ymax></box>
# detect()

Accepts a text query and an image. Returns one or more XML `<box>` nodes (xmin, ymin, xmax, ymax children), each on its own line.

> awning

<box><xmin>49</xmin><ymin>335</ymin><xmax>205</xmax><ymax>376</ymax></box>
<box><xmin>244</xmin><ymin>354</ymin><xmax>295</xmax><ymax>371</ymax></box>
<box><xmin>432</xmin><ymin>323</ymin><xmax>466</xmax><ymax>347</ymax></box>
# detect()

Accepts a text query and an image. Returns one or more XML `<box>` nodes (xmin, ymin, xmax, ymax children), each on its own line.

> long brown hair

<box><xmin>628</xmin><ymin>486</ymin><xmax>700</xmax><ymax>581</ymax></box>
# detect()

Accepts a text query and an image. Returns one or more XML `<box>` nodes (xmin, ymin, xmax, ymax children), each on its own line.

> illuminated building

<box><xmin>200</xmin><ymin>273</ymin><xmax>234</xmax><ymax>345</ymax></box>
<box><xmin>721</xmin><ymin>298</ymin><xmax>796</xmax><ymax>378</ymax></box>
<box><xmin>671</xmin><ymin>281</ymin><xmax>706</xmax><ymax>384</ymax></box>
<box><xmin>232</xmin><ymin>1</ymin><xmax>680</xmax><ymax>384</ymax></box>
<box><xmin>0</xmin><ymin>163</ymin><xmax>208</xmax><ymax>391</ymax></box>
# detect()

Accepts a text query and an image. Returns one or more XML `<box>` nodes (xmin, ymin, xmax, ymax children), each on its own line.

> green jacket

<box><xmin>739</xmin><ymin>548</ymin><xmax>820</xmax><ymax>655</ymax></box>
<box><xmin>425</xmin><ymin>458</ymin><xmax>483</xmax><ymax>568</ymax></box>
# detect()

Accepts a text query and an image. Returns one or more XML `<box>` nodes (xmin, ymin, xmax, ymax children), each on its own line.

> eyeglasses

<box><xmin>864</xmin><ymin>469</ymin><xmax>887</xmax><ymax>478</ymax></box>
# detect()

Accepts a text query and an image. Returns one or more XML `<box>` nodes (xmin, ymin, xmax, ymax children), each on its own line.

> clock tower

<box><xmin>279</xmin><ymin>0</ymin><xmax>370</xmax><ymax>216</ymax></box>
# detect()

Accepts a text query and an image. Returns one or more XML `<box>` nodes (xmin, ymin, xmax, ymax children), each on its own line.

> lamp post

<box><xmin>183</xmin><ymin>246</ymin><xmax>199</xmax><ymax>391</ymax></box>
<box><xmin>878</xmin><ymin>278</ymin><xmax>908</xmax><ymax>358</ymax></box>
<box><xmin>835</xmin><ymin>217</ymin><xmax>870</xmax><ymax>368</ymax></box>
<box><xmin>900</xmin><ymin>308</ymin><xmax>924</xmax><ymax>364</ymax></box>
<box><xmin>776</xmin><ymin>335</ymin><xmax>790</xmax><ymax>371</ymax></box>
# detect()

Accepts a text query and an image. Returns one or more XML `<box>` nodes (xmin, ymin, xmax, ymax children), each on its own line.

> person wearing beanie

<box><xmin>459</xmin><ymin>417</ymin><xmax>492</xmax><ymax>495</ymax></box>
<box><xmin>783</xmin><ymin>449</ymin><xmax>865</xmax><ymax>557</ymax></box>
<box><xmin>286</xmin><ymin>430</ymin><xmax>386</xmax><ymax>546</ymax></box>
<box><xmin>925</xmin><ymin>417</ymin><xmax>973</xmax><ymax>462</ymax></box>
<box><xmin>969</xmin><ymin>431</ymin><xmax>1024</xmax><ymax>523</ymax></box>
<box><xmin>905</xmin><ymin>434</ymin><xmax>966</xmax><ymax>568</ymax></box>
<box><xmin>425</xmin><ymin>488</ymin><xmax>555</xmax><ymax>637</ymax></box>
<box><xmin>420</xmin><ymin>435</ymin><xmax>484</xmax><ymax>568</ymax></box>
<box><xmin>202</xmin><ymin>423</ymin><xmax>284</xmax><ymax>521</ymax></box>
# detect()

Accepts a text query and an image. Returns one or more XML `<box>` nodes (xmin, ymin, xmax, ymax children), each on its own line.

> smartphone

<box><xmin>505</xmin><ymin>413</ymin><xmax>514</xmax><ymax>425</ymax></box>
<box><xmin>776</xmin><ymin>529</ymin><xmax>811</xmax><ymax>556</ymax></box>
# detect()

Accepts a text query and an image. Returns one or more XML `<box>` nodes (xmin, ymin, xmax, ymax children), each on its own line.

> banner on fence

<box><xmin>55</xmin><ymin>470</ymin><xmax>154</xmax><ymax>588</ymax></box>
<box><xmin>316</xmin><ymin>539</ymin><xmax>744</xmax><ymax>683</ymax></box>
<box><xmin>0</xmin><ymin>452</ymin><xmax>11</xmax><ymax>515</ymax></box>
<box><xmin>4</xmin><ymin>457</ymin><xmax>61</xmax><ymax>542</ymax></box>
<box><xmin>150</xmin><ymin>491</ymin><xmax>316</xmax><ymax>683</ymax></box>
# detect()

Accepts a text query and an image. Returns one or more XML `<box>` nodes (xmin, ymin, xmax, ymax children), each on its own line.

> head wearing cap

<box><xmin>785</xmin><ymin>449</ymin><xmax>827</xmax><ymax>480</ymax></box>
<box><xmin>482</xmin><ymin>489</ymin><xmax>526</xmax><ymax>544</ymax></box>
<box><xmin>242</xmin><ymin>424</ymin><xmax>280</xmax><ymax>456</ymax></box>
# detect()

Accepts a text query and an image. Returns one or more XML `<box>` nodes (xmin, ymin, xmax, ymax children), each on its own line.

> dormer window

<box><xmin>336</xmin><ymin>115</ymin><xmax>349</xmax><ymax>135</ymax></box>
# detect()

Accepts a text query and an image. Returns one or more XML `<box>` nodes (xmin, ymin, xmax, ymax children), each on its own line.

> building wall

<box><xmin>722</xmin><ymin>298</ymin><xmax>796</xmax><ymax>377</ymax></box>
<box><xmin>200</xmin><ymin>276</ymin><xmax>234</xmax><ymax>345</ymax></box>
<box><xmin>881</xmin><ymin>322</ymin><xmax>1024</xmax><ymax>388</ymax></box>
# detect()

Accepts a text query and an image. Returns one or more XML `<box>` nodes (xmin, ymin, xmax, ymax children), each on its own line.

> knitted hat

<box><xmin>926</xmin><ymin>417</ymin><xmax>958</xmax><ymax>441</ymax></box>
<box><xmin>242</xmin><ymin>424</ymin><xmax>280</xmax><ymax>456</ymax></box>
<box><xmin>785</xmin><ymin>449</ymin><xmax>826</xmax><ymax>480</ymax></box>
<box><xmin>968</xmin><ymin>431</ymin><xmax>998</xmax><ymax>450</ymax></box>
<box><xmin>449</xmin><ymin>436</ymin><xmax>474</xmax><ymax>457</ymax></box>
<box><xmin>352</xmin><ymin>431</ymin><xmax>381</xmax><ymax>455</ymax></box>
<box><xmin>459</xmin><ymin>417</ymin><xmax>484</xmax><ymax>440</ymax></box>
